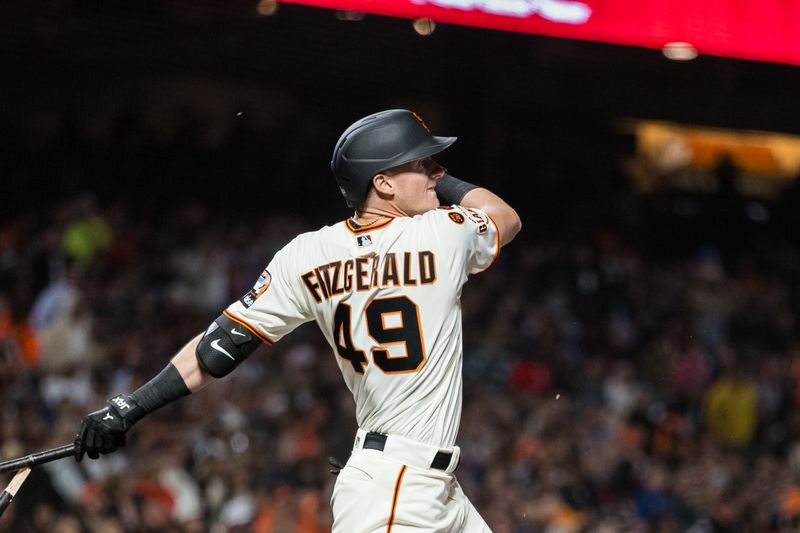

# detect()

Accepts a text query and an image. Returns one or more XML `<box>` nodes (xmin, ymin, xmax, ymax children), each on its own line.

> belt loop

<box><xmin>353</xmin><ymin>428</ymin><xmax>369</xmax><ymax>451</ymax></box>
<box><xmin>446</xmin><ymin>446</ymin><xmax>462</xmax><ymax>473</ymax></box>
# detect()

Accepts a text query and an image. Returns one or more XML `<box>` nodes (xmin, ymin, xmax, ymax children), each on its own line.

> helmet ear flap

<box><xmin>331</xmin><ymin>109</ymin><xmax>456</xmax><ymax>208</ymax></box>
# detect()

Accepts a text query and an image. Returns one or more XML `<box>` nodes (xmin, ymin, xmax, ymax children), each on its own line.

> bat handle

<box><xmin>0</xmin><ymin>490</ymin><xmax>12</xmax><ymax>516</ymax></box>
<box><xmin>0</xmin><ymin>444</ymin><xmax>76</xmax><ymax>474</ymax></box>
<box><xmin>0</xmin><ymin>468</ymin><xmax>32</xmax><ymax>518</ymax></box>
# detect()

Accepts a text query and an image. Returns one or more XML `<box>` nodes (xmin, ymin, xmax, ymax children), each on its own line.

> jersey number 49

<box><xmin>333</xmin><ymin>296</ymin><xmax>425</xmax><ymax>374</ymax></box>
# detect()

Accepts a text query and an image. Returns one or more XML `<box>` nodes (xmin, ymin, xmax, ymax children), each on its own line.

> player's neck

<box><xmin>354</xmin><ymin>202</ymin><xmax>406</xmax><ymax>224</ymax></box>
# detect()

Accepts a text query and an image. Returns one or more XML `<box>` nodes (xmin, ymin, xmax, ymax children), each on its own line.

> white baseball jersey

<box><xmin>224</xmin><ymin>206</ymin><xmax>499</xmax><ymax>448</ymax></box>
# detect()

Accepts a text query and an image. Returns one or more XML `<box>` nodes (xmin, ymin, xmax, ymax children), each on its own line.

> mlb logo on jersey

<box><xmin>356</xmin><ymin>234</ymin><xmax>373</xmax><ymax>247</ymax></box>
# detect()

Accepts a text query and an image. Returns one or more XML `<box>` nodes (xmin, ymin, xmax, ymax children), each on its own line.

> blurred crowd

<box><xmin>3</xmin><ymin>193</ymin><xmax>800</xmax><ymax>533</ymax></box>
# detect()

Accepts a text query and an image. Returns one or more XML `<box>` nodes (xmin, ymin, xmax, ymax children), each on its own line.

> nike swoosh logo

<box><xmin>231</xmin><ymin>328</ymin><xmax>246</xmax><ymax>337</ymax></box>
<box><xmin>211</xmin><ymin>339</ymin><xmax>236</xmax><ymax>361</ymax></box>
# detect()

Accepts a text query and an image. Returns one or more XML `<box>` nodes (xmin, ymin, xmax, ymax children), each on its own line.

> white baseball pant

<box><xmin>331</xmin><ymin>429</ymin><xmax>492</xmax><ymax>532</ymax></box>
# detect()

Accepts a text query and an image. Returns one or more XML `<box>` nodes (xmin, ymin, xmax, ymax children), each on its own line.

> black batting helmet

<box><xmin>331</xmin><ymin>109</ymin><xmax>457</xmax><ymax>208</ymax></box>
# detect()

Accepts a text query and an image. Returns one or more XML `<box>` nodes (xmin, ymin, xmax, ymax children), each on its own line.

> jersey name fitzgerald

<box><xmin>301</xmin><ymin>251</ymin><xmax>436</xmax><ymax>303</ymax></box>
<box><xmin>225</xmin><ymin>207</ymin><xmax>500</xmax><ymax>447</ymax></box>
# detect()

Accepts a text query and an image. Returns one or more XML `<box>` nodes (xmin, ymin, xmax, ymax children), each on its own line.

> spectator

<box><xmin>704</xmin><ymin>366</ymin><xmax>759</xmax><ymax>449</ymax></box>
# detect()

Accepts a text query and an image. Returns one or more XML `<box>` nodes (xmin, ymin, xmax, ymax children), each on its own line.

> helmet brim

<box><xmin>378</xmin><ymin>135</ymin><xmax>457</xmax><ymax>173</ymax></box>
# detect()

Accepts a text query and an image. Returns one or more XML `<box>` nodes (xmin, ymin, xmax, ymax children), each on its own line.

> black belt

<box><xmin>363</xmin><ymin>432</ymin><xmax>454</xmax><ymax>471</ymax></box>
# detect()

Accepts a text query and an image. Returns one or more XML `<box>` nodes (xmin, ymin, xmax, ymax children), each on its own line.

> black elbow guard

<box><xmin>196</xmin><ymin>314</ymin><xmax>263</xmax><ymax>378</ymax></box>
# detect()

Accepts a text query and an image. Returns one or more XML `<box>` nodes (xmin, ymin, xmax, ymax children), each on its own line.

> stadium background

<box><xmin>3</xmin><ymin>1</ymin><xmax>800</xmax><ymax>531</ymax></box>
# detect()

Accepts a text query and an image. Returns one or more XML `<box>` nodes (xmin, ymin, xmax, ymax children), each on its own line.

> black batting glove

<box><xmin>74</xmin><ymin>395</ymin><xmax>143</xmax><ymax>462</ymax></box>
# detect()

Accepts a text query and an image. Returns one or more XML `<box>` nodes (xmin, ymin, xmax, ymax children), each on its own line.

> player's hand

<box><xmin>74</xmin><ymin>395</ymin><xmax>139</xmax><ymax>462</ymax></box>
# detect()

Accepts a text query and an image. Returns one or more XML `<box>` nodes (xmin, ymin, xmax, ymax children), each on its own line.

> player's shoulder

<box><xmin>430</xmin><ymin>205</ymin><xmax>490</xmax><ymax>221</ymax></box>
<box><xmin>416</xmin><ymin>205</ymin><xmax>492</xmax><ymax>234</ymax></box>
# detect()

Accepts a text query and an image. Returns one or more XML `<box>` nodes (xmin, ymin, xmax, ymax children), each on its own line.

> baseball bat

<box><xmin>0</xmin><ymin>468</ymin><xmax>31</xmax><ymax>518</ymax></box>
<box><xmin>0</xmin><ymin>444</ymin><xmax>75</xmax><ymax>475</ymax></box>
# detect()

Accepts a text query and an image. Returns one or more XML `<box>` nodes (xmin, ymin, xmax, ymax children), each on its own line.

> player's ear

<box><xmin>372</xmin><ymin>173</ymin><xmax>395</xmax><ymax>197</ymax></box>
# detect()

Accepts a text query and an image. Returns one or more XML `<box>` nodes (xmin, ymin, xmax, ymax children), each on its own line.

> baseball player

<box><xmin>74</xmin><ymin>109</ymin><xmax>521</xmax><ymax>531</ymax></box>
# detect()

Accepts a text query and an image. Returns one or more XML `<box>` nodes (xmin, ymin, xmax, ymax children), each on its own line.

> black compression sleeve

<box><xmin>126</xmin><ymin>363</ymin><xmax>191</xmax><ymax>424</ymax></box>
<box><xmin>435</xmin><ymin>173</ymin><xmax>480</xmax><ymax>205</ymax></box>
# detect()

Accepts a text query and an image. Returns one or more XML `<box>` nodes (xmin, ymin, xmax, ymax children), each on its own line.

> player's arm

<box><xmin>436</xmin><ymin>174</ymin><xmax>521</xmax><ymax>247</ymax></box>
<box><xmin>74</xmin><ymin>313</ymin><xmax>263</xmax><ymax>461</ymax></box>
<box><xmin>171</xmin><ymin>333</ymin><xmax>209</xmax><ymax>391</ymax></box>
<box><xmin>74</xmin><ymin>242</ymin><xmax>310</xmax><ymax>462</ymax></box>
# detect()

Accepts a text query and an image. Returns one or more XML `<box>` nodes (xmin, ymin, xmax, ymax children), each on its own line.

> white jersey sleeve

<box><xmin>433</xmin><ymin>205</ymin><xmax>500</xmax><ymax>276</ymax></box>
<box><xmin>223</xmin><ymin>238</ymin><xmax>314</xmax><ymax>345</ymax></box>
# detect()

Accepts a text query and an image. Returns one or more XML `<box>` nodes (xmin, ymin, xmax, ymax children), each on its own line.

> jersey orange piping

<box><xmin>386</xmin><ymin>465</ymin><xmax>407</xmax><ymax>533</ymax></box>
<box><xmin>223</xmin><ymin>310</ymin><xmax>274</xmax><ymax>345</ymax></box>
<box><xmin>345</xmin><ymin>218</ymin><xmax>394</xmax><ymax>234</ymax></box>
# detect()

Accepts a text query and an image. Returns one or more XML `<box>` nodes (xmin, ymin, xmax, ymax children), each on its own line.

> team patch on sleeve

<box><xmin>452</xmin><ymin>206</ymin><xmax>489</xmax><ymax>234</ymax></box>
<box><xmin>448</xmin><ymin>212</ymin><xmax>465</xmax><ymax>224</ymax></box>
<box><xmin>240</xmin><ymin>268</ymin><xmax>271</xmax><ymax>309</ymax></box>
